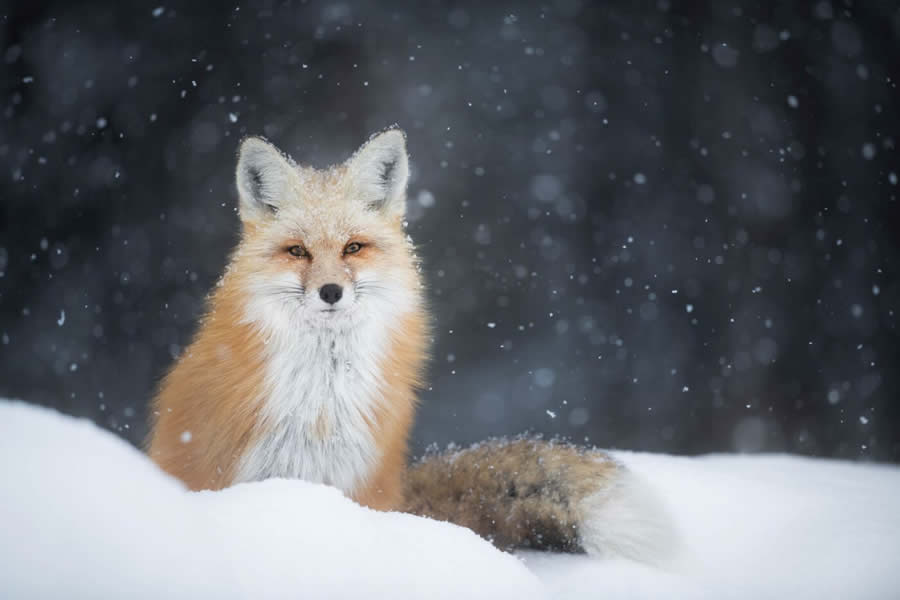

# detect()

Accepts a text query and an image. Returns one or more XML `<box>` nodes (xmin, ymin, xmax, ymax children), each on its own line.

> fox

<box><xmin>147</xmin><ymin>129</ymin><xmax>673</xmax><ymax>562</ymax></box>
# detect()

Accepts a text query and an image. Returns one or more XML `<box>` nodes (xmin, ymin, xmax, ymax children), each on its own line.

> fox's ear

<box><xmin>236</xmin><ymin>137</ymin><xmax>296</xmax><ymax>221</ymax></box>
<box><xmin>345</xmin><ymin>129</ymin><xmax>409</xmax><ymax>218</ymax></box>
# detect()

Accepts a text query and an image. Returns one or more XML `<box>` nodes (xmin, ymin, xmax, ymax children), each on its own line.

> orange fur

<box><xmin>147</xmin><ymin>270</ymin><xmax>269</xmax><ymax>490</ymax></box>
<box><xmin>354</xmin><ymin>310</ymin><xmax>428</xmax><ymax>509</ymax></box>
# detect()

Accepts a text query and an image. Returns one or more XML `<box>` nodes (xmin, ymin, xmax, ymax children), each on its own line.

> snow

<box><xmin>0</xmin><ymin>399</ymin><xmax>542</xmax><ymax>600</ymax></box>
<box><xmin>2</xmin><ymin>399</ymin><xmax>899</xmax><ymax>599</ymax></box>
<box><xmin>526</xmin><ymin>451</ymin><xmax>900</xmax><ymax>599</ymax></box>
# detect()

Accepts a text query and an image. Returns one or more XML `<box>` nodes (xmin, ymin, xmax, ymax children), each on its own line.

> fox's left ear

<box><xmin>345</xmin><ymin>129</ymin><xmax>409</xmax><ymax>218</ymax></box>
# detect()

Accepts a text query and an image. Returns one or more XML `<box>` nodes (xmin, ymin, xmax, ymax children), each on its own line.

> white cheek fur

<box><xmin>234</xmin><ymin>267</ymin><xmax>415</xmax><ymax>495</ymax></box>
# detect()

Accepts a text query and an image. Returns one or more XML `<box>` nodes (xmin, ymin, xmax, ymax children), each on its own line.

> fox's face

<box><xmin>230</xmin><ymin>130</ymin><xmax>419</xmax><ymax>332</ymax></box>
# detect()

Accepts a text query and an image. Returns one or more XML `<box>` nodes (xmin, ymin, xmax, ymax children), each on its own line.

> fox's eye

<box><xmin>344</xmin><ymin>242</ymin><xmax>363</xmax><ymax>255</ymax></box>
<box><xmin>287</xmin><ymin>245</ymin><xmax>308</xmax><ymax>258</ymax></box>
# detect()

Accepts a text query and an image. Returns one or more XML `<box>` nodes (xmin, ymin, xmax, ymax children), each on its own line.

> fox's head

<box><xmin>229</xmin><ymin>129</ymin><xmax>420</xmax><ymax>333</ymax></box>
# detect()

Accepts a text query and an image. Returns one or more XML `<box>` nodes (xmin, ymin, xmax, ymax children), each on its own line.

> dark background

<box><xmin>1</xmin><ymin>1</ymin><xmax>898</xmax><ymax>461</ymax></box>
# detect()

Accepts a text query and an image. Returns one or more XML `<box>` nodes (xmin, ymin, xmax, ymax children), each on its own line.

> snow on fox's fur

<box><xmin>148</xmin><ymin>130</ymin><xmax>674</xmax><ymax>561</ymax></box>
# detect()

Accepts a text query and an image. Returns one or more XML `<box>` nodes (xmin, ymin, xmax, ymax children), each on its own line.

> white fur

<box><xmin>234</xmin><ymin>267</ymin><xmax>414</xmax><ymax>495</ymax></box>
<box><xmin>234</xmin><ymin>316</ymin><xmax>382</xmax><ymax>494</ymax></box>
<box><xmin>578</xmin><ymin>462</ymin><xmax>679</xmax><ymax>565</ymax></box>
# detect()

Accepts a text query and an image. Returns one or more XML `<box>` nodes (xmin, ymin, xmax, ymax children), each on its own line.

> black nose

<box><xmin>319</xmin><ymin>283</ymin><xmax>343</xmax><ymax>305</ymax></box>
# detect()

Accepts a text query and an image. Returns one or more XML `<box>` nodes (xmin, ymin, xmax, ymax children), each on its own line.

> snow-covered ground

<box><xmin>524</xmin><ymin>452</ymin><xmax>900</xmax><ymax>598</ymax></box>
<box><xmin>2</xmin><ymin>399</ymin><xmax>899</xmax><ymax>599</ymax></box>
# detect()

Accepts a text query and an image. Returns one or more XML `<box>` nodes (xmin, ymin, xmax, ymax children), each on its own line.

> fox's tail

<box><xmin>404</xmin><ymin>437</ymin><xmax>675</xmax><ymax>563</ymax></box>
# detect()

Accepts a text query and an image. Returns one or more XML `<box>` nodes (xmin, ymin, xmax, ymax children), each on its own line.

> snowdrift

<box><xmin>2</xmin><ymin>399</ymin><xmax>898</xmax><ymax>599</ymax></box>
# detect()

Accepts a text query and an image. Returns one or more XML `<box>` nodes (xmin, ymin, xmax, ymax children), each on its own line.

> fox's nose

<box><xmin>319</xmin><ymin>283</ymin><xmax>343</xmax><ymax>305</ymax></box>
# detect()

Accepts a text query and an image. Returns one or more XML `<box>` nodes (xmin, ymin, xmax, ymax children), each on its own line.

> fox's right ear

<box><xmin>345</xmin><ymin>129</ymin><xmax>409</xmax><ymax>219</ymax></box>
<box><xmin>236</xmin><ymin>137</ymin><xmax>296</xmax><ymax>222</ymax></box>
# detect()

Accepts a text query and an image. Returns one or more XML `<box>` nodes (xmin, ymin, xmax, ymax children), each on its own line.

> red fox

<box><xmin>147</xmin><ymin>129</ymin><xmax>673</xmax><ymax>561</ymax></box>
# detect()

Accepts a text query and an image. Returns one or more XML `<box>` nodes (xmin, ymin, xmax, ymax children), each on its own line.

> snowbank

<box><xmin>2</xmin><ymin>399</ymin><xmax>899</xmax><ymax>599</ymax></box>
<box><xmin>526</xmin><ymin>451</ymin><xmax>900</xmax><ymax>599</ymax></box>
<box><xmin>0</xmin><ymin>400</ymin><xmax>543</xmax><ymax>600</ymax></box>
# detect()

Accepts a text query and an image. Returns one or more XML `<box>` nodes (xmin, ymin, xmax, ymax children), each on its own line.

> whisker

<box><xmin>355</xmin><ymin>283</ymin><xmax>393</xmax><ymax>295</ymax></box>
<box><xmin>259</xmin><ymin>286</ymin><xmax>307</xmax><ymax>307</ymax></box>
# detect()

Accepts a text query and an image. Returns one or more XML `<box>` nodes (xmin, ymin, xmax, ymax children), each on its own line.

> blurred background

<box><xmin>1</xmin><ymin>1</ymin><xmax>898</xmax><ymax>461</ymax></box>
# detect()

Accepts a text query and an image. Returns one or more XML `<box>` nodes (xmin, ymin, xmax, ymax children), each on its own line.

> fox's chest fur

<box><xmin>148</xmin><ymin>283</ymin><xmax>423</xmax><ymax>508</ymax></box>
<box><xmin>233</xmin><ymin>319</ymin><xmax>387</xmax><ymax>493</ymax></box>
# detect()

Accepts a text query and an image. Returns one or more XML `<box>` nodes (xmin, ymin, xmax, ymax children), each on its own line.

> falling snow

<box><xmin>0</xmin><ymin>1</ymin><xmax>896</xmax><ymax>465</ymax></box>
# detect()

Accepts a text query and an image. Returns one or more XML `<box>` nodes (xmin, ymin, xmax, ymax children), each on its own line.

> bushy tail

<box><xmin>404</xmin><ymin>438</ymin><xmax>675</xmax><ymax>563</ymax></box>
